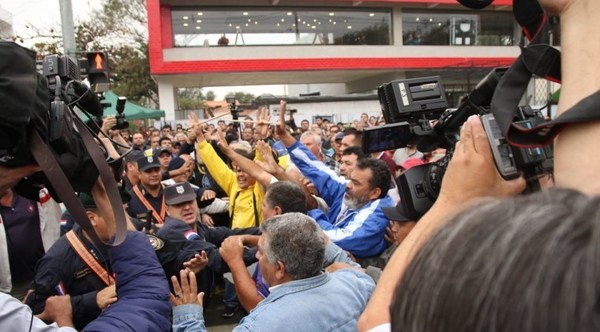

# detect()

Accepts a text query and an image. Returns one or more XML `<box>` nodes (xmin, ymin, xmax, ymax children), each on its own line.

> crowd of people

<box><xmin>0</xmin><ymin>0</ymin><xmax>599</xmax><ymax>331</ymax></box>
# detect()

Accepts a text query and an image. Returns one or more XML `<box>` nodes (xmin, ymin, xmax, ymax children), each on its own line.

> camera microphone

<box><xmin>71</xmin><ymin>80</ymin><xmax>103</xmax><ymax>117</ymax></box>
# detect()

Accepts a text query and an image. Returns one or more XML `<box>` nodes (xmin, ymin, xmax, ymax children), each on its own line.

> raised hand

<box><xmin>170</xmin><ymin>269</ymin><xmax>204</xmax><ymax>307</ymax></box>
<box><xmin>183</xmin><ymin>251</ymin><xmax>209</xmax><ymax>274</ymax></box>
<box><xmin>215</xmin><ymin>127</ymin><xmax>233</xmax><ymax>155</ymax></box>
<box><xmin>187</xmin><ymin>112</ymin><xmax>206</xmax><ymax>143</ymax></box>
<box><xmin>219</xmin><ymin>236</ymin><xmax>245</xmax><ymax>264</ymax></box>
<box><xmin>255</xmin><ymin>107</ymin><xmax>272</xmax><ymax>140</ymax></box>
<box><xmin>254</xmin><ymin>140</ymin><xmax>281</xmax><ymax>176</ymax></box>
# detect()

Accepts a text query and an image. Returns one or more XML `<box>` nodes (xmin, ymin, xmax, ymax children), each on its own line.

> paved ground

<box><xmin>203</xmin><ymin>287</ymin><xmax>246</xmax><ymax>331</ymax></box>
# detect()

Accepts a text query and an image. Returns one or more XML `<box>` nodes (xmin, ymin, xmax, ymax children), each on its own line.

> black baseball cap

<box><xmin>164</xmin><ymin>182</ymin><xmax>196</xmax><ymax>205</ymax></box>
<box><xmin>382</xmin><ymin>202</ymin><xmax>413</xmax><ymax>222</ymax></box>
<box><xmin>137</xmin><ymin>155</ymin><xmax>161</xmax><ymax>172</ymax></box>
<box><xmin>153</xmin><ymin>147</ymin><xmax>171</xmax><ymax>157</ymax></box>
<box><xmin>124</xmin><ymin>150</ymin><xmax>144</xmax><ymax>164</ymax></box>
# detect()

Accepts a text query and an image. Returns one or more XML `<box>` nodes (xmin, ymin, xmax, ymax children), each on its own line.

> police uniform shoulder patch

<box><xmin>146</xmin><ymin>234</ymin><xmax>164</xmax><ymax>251</ymax></box>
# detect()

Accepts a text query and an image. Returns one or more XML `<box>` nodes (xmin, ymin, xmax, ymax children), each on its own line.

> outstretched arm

<box><xmin>539</xmin><ymin>0</ymin><xmax>600</xmax><ymax>194</ymax></box>
<box><xmin>214</xmin><ymin>128</ymin><xmax>275</xmax><ymax>189</ymax></box>
<box><xmin>358</xmin><ymin>116</ymin><xmax>526</xmax><ymax>331</ymax></box>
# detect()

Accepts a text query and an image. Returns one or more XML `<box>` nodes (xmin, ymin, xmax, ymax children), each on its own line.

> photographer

<box><xmin>359</xmin><ymin>0</ymin><xmax>600</xmax><ymax>324</ymax></box>
<box><xmin>358</xmin><ymin>115</ymin><xmax>526</xmax><ymax>331</ymax></box>
<box><xmin>0</xmin><ymin>41</ymin><xmax>171</xmax><ymax>331</ymax></box>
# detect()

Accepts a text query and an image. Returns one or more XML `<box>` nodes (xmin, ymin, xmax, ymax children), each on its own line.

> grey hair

<box><xmin>300</xmin><ymin>130</ymin><xmax>322</xmax><ymax>146</ymax></box>
<box><xmin>391</xmin><ymin>188</ymin><xmax>600</xmax><ymax>332</ymax></box>
<box><xmin>260</xmin><ymin>213</ymin><xmax>325</xmax><ymax>280</ymax></box>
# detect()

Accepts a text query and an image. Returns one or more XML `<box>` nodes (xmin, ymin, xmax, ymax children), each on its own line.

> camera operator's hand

<box><xmin>101</xmin><ymin>116</ymin><xmax>117</xmax><ymax>136</ymax></box>
<box><xmin>438</xmin><ymin>115</ymin><xmax>526</xmax><ymax>207</ymax></box>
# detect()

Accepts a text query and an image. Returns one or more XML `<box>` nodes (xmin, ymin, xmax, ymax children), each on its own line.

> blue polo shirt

<box><xmin>1</xmin><ymin>194</ymin><xmax>44</xmax><ymax>282</ymax></box>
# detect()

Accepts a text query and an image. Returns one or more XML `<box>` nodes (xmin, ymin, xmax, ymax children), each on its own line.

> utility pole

<box><xmin>58</xmin><ymin>0</ymin><xmax>77</xmax><ymax>58</ymax></box>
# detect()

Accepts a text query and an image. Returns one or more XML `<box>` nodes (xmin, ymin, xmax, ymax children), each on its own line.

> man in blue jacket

<box><xmin>277</xmin><ymin>101</ymin><xmax>395</xmax><ymax>258</ymax></box>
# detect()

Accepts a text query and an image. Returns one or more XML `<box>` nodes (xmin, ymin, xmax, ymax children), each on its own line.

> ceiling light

<box><xmin>281</xmin><ymin>18</ymin><xmax>285</xmax><ymax>22</ymax></box>
<box><xmin>243</xmin><ymin>12</ymin><xmax>248</xmax><ymax>16</ymax></box>
<box><xmin>429</xmin><ymin>18</ymin><xmax>433</xmax><ymax>22</ymax></box>
<box><xmin>183</xmin><ymin>16</ymin><xmax>189</xmax><ymax>20</ymax></box>
<box><xmin>369</xmin><ymin>13</ymin><xmax>375</xmax><ymax>17</ymax></box>
<box><xmin>287</xmin><ymin>12</ymin><xmax>292</xmax><ymax>16</ymax></box>
<box><xmin>277</xmin><ymin>23</ymin><xmax>280</xmax><ymax>27</ymax></box>
<box><xmin>196</xmin><ymin>19</ymin><xmax>202</xmax><ymax>23</ymax></box>
<box><xmin>229</xmin><ymin>23</ymin><xmax>232</xmax><ymax>27</ymax></box>
<box><xmin>183</xmin><ymin>23</ymin><xmax>188</xmax><ymax>26</ymax></box>
<box><xmin>347</xmin><ymin>25</ymin><xmax>352</xmax><ymax>29</ymax></box>
<box><xmin>197</xmin><ymin>12</ymin><xmax>203</xmax><ymax>16</ymax></box>
<box><xmin>195</xmin><ymin>26</ymin><xmax>201</xmax><ymax>30</ymax></box>
<box><xmin>329</xmin><ymin>12</ymin><xmax>335</xmax><ymax>16</ymax></box>
<box><xmin>311</xmin><ymin>26</ymin><xmax>316</xmax><ymax>29</ymax></box>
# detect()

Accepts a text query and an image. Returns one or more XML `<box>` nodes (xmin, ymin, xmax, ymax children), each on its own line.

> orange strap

<box><xmin>65</xmin><ymin>230</ymin><xmax>115</xmax><ymax>286</ymax></box>
<box><xmin>132</xmin><ymin>185</ymin><xmax>166</xmax><ymax>224</ymax></box>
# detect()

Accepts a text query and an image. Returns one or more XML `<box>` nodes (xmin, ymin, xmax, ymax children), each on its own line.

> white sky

<box><xmin>1</xmin><ymin>0</ymin><xmax>285</xmax><ymax>100</ymax></box>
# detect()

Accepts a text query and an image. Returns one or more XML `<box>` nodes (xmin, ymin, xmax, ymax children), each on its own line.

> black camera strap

<box><xmin>489</xmin><ymin>0</ymin><xmax>600</xmax><ymax>148</ymax></box>
<box><xmin>29</xmin><ymin>118</ymin><xmax>128</xmax><ymax>246</ymax></box>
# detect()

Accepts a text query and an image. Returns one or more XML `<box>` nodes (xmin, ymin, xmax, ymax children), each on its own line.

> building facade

<box><xmin>147</xmin><ymin>0</ymin><xmax>519</xmax><ymax>121</ymax></box>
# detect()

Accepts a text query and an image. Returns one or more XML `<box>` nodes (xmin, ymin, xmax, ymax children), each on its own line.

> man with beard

<box><xmin>277</xmin><ymin>100</ymin><xmax>394</xmax><ymax>258</ymax></box>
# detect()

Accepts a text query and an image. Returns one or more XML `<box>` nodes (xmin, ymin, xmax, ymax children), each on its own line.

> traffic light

<box><xmin>85</xmin><ymin>51</ymin><xmax>110</xmax><ymax>92</ymax></box>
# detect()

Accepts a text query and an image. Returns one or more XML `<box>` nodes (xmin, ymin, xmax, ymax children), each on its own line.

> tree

<box><xmin>231</xmin><ymin>91</ymin><xmax>256</xmax><ymax>104</ymax></box>
<box><xmin>19</xmin><ymin>0</ymin><xmax>156</xmax><ymax>106</ymax></box>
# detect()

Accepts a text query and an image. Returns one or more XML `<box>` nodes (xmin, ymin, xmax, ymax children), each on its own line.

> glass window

<box><xmin>402</xmin><ymin>11</ymin><xmax>515</xmax><ymax>46</ymax></box>
<box><xmin>171</xmin><ymin>8</ymin><xmax>391</xmax><ymax>47</ymax></box>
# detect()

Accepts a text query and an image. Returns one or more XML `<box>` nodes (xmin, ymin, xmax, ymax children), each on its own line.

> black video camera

<box><xmin>374</xmin><ymin>70</ymin><xmax>553</xmax><ymax>220</ymax></box>
<box><xmin>0</xmin><ymin>42</ymin><xmax>113</xmax><ymax>197</ymax></box>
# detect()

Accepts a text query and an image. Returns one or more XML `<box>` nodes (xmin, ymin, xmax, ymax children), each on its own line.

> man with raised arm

<box><xmin>275</xmin><ymin>100</ymin><xmax>395</xmax><ymax>258</ymax></box>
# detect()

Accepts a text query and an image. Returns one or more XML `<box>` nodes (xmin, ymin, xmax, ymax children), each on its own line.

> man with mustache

<box><xmin>277</xmin><ymin>101</ymin><xmax>395</xmax><ymax>258</ymax></box>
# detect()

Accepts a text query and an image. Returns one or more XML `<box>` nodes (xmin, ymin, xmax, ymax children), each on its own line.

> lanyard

<box><xmin>132</xmin><ymin>185</ymin><xmax>166</xmax><ymax>224</ymax></box>
<box><xmin>65</xmin><ymin>230</ymin><xmax>115</xmax><ymax>286</ymax></box>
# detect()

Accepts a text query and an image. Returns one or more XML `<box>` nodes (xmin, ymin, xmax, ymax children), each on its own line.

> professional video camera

<box><xmin>0</xmin><ymin>41</ymin><xmax>130</xmax><ymax>245</ymax></box>
<box><xmin>367</xmin><ymin>70</ymin><xmax>553</xmax><ymax>219</ymax></box>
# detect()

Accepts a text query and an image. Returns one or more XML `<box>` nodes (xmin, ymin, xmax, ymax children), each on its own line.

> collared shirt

<box><xmin>173</xmin><ymin>269</ymin><xmax>375</xmax><ymax>332</ymax></box>
<box><xmin>0</xmin><ymin>194</ymin><xmax>43</xmax><ymax>282</ymax></box>
<box><xmin>127</xmin><ymin>184</ymin><xmax>166</xmax><ymax>223</ymax></box>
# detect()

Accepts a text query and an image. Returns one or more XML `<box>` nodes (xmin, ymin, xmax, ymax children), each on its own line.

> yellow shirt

<box><xmin>196</xmin><ymin>141</ymin><xmax>264</xmax><ymax>228</ymax></box>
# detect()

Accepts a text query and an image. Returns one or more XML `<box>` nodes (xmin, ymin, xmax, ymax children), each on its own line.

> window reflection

<box><xmin>171</xmin><ymin>8</ymin><xmax>391</xmax><ymax>47</ymax></box>
<box><xmin>402</xmin><ymin>11</ymin><xmax>515</xmax><ymax>46</ymax></box>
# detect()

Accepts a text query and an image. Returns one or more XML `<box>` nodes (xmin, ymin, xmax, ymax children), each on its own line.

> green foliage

<box><xmin>231</xmin><ymin>91</ymin><xmax>256</xmax><ymax>104</ymax></box>
<box><xmin>177</xmin><ymin>88</ymin><xmax>216</xmax><ymax>110</ymax></box>
<box><xmin>24</xmin><ymin>0</ymin><xmax>156</xmax><ymax>106</ymax></box>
